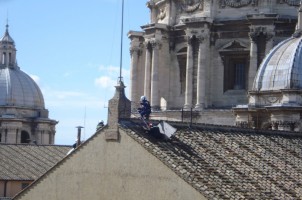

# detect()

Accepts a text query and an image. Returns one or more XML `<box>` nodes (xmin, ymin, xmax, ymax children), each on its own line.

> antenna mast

<box><xmin>119</xmin><ymin>0</ymin><xmax>124</xmax><ymax>82</ymax></box>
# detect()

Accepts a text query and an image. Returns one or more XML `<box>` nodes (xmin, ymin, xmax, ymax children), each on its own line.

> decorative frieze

<box><xmin>220</xmin><ymin>0</ymin><xmax>257</xmax><ymax>8</ymax></box>
<box><xmin>177</xmin><ymin>0</ymin><xmax>204</xmax><ymax>13</ymax></box>
<box><xmin>271</xmin><ymin>121</ymin><xmax>297</xmax><ymax>131</ymax></box>
<box><xmin>236</xmin><ymin>121</ymin><xmax>249</xmax><ymax>128</ymax></box>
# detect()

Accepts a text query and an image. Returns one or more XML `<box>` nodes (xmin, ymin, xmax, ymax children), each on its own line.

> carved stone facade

<box><xmin>128</xmin><ymin>0</ymin><xmax>299</xmax><ymax>127</ymax></box>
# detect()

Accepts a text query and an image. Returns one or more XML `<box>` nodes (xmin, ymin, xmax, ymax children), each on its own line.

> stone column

<box><xmin>195</xmin><ymin>36</ymin><xmax>207</xmax><ymax>110</ymax></box>
<box><xmin>130</xmin><ymin>46</ymin><xmax>141</xmax><ymax>101</ymax></box>
<box><xmin>265</xmin><ymin>30</ymin><xmax>275</xmax><ymax>55</ymax></box>
<box><xmin>50</xmin><ymin>131</ymin><xmax>55</xmax><ymax>144</ymax></box>
<box><xmin>34</xmin><ymin>130</ymin><xmax>40</xmax><ymax>144</ymax></box>
<box><xmin>184</xmin><ymin>37</ymin><xmax>193</xmax><ymax>110</ymax></box>
<box><xmin>144</xmin><ymin>43</ymin><xmax>152</xmax><ymax>100</ymax></box>
<box><xmin>6</xmin><ymin>128</ymin><xmax>17</xmax><ymax>143</ymax></box>
<box><xmin>248</xmin><ymin>30</ymin><xmax>258</xmax><ymax>91</ymax></box>
<box><xmin>16</xmin><ymin>129</ymin><xmax>20</xmax><ymax>144</ymax></box>
<box><xmin>150</xmin><ymin>40</ymin><xmax>160</xmax><ymax>110</ymax></box>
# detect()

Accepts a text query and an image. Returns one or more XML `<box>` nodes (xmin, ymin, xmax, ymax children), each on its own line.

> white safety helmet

<box><xmin>140</xmin><ymin>96</ymin><xmax>147</xmax><ymax>101</ymax></box>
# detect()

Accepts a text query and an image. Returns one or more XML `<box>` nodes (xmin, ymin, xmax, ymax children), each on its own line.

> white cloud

<box><xmin>95</xmin><ymin>65</ymin><xmax>130</xmax><ymax>90</ymax></box>
<box><xmin>94</xmin><ymin>76</ymin><xmax>117</xmax><ymax>89</ymax></box>
<box><xmin>98</xmin><ymin>65</ymin><xmax>130</xmax><ymax>78</ymax></box>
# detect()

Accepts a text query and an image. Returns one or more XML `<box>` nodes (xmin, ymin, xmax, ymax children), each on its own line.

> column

<box><xmin>184</xmin><ymin>37</ymin><xmax>193</xmax><ymax>110</ymax></box>
<box><xmin>248</xmin><ymin>31</ymin><xmax>258</xmax><ymax>90</ymax></box>
<box><xmin>6</xmin><ymin>128</ymin><xmax>13</xmax><ymax>143</ymax></box>
<box><xmin>195</xmin><ymin>36</ymin><xmax>207</xmax><ymax>110</ymax></box>
<box><xmin>144</xmin><ymin>43</ymin><xmax>152</xmax><ymax>100</ymax></box>
<box><xmin>130</xmin><ymin>46</ymin><xmax>140</xmax><ymax>101</ymax></box>
<box><xmin>265</xmin><ymin>31</ymin><xmax>275</xmax><ymax>55</ymax></box>
<box><xmin>16</xmin><ymin>129</ymin><xmax>20</xmax><ymax>144</ymax></box>
<box><xmin>35</xmin><ymin>130</ymin><xmax>40</xmax><ymax>144</ymax></box>
<box><xmin>150</xmin><ymin>40</ymin><xmax>160</xmax><ymax>110</ymax></box>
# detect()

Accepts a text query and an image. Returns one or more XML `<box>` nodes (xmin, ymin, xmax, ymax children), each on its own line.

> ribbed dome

<box><xmin>0</xmin><ymin>67</ymin><xmax>45</xmax><ymax>109</ymax></box>
<box><xmin>253</xmin><ymin>35</ymin><xmax>302</xmax><ymax>91</ymax></box>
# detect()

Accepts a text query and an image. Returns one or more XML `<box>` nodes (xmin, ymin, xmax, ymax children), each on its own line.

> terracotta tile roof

<box><xmin>0</xmin><ymin>144</ymin><xmax>72</xmax><ymax>181</ymax></box>
<box><xmin>120</xmin><ymin>119</ymin><xmax>302</xmax><ymax>199</ymax></box>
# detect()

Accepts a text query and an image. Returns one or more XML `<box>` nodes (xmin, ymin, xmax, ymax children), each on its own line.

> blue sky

<box><xmin>0</xmin><ymin>0</ymin><xmax>149</xmax><ymax>145</ymax></box>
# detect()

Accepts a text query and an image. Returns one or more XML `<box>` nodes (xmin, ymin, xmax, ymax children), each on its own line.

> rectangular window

<box><xmin>222</xmin><ymin>54</ymin><xmax>248</xmax><ymax>92</ymax></box>
<box><xmin>234</xmin><ymin>63</ymin><xmax>245</xmax><ymax>90</ymax></box>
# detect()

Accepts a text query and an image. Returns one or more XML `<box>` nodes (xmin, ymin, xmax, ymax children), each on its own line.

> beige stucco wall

<box><xmin>15</xmin><ymin>128</ymin><xmax>206</xmax><ymax>200</ymax></box>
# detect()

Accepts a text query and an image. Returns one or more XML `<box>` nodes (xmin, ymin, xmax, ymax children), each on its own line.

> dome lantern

<box><xmin>0</xmin><ymin>24</ymin><xmax>17</xmax><ymax>69</ymax></box>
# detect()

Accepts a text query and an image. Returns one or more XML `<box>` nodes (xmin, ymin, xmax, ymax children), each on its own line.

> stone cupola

<box><xmin>0</xmin><ymin>24</ymin><xmax>17</xmax><ymax>69</ymax></box>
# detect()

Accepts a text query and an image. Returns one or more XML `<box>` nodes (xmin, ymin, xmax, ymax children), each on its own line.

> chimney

<box><xmin>76</xmin><ymin>126</ymin><xmax>84</xmax><ymax>146</ymax></box>
<box><xmin>106</xmin><ymin>80</ymin><xmax>131</xmax><ymax>141</ymax></box>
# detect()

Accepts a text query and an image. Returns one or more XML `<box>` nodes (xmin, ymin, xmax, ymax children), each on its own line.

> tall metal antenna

<box><xmin>118</xmin><ymin>0</ymin><xmax>124</xmax><ymax>82</ymax></box>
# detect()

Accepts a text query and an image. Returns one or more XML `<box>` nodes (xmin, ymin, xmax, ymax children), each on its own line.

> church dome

<box><xmin>0</xmin><ymin>67</ymin><xmax>45</xmax><ymax>109</ymax></box>
<box><xmin>0</xmin><ymin>25</ymin><xmax>45</xmax><ymax>109</ymax></box>
<box><xmin>253</xmin><ymin>35</ymin><xmax>302</xmax><ymax>91</ymax></box>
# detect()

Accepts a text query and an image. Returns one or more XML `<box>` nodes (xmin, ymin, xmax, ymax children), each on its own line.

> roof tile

<box><xmin>120</xmin><ymin>119</ymin><xmax>302</xmax><ymax>199</ymax></box>
<box><xmin>0</xmin><ymin>144</ymin><xmax>71</xmax><ymax>181</ymax></box>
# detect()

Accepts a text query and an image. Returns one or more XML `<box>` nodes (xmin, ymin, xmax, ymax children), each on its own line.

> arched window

<box><xmin>21</xmin><ymin>131</ymin><xmax>30</xmax><ymax>143</ymax></box>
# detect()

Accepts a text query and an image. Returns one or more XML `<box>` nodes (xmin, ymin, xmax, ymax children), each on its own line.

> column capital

<box><xmin>249</xmin><ymin>25</ymin><xmax>275</xmax><ymax>42</ymax></box>
<box><xmin>196</xmin><ymin>33</ymin><xmax>210</xmax><ymax>43</ymax></box>
<box><xmin>150</xmin><ymin>38</ymin><xmax>161</xmax><ymax>49</ymax></box>
<box><xmin>130</xmin><ymin>46</ymin><xmax>142</xmax><ymax>56</ymax></box>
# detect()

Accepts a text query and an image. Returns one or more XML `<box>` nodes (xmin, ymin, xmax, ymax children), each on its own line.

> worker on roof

<box><xmin>138</xmin><ymin>96</ymin><xmax>151</xmax><ymax>120</ymax></box>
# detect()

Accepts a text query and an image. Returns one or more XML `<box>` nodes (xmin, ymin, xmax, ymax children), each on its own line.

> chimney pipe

<box><xmin>76</xmin><ymin>126</ymin><xmax>84</xmax><ymax>147</ymax></box>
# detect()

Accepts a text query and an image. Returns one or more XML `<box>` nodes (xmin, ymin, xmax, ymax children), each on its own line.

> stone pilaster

<box><xmin>130</xmin><ymin>45</ymin><xmax>141</xmax><ymax>102</ymax></box>
<box><xmin>195</xmin><ymin>33</ymin><xmax>209</xmax><ymax>110</ymax></box>
<box><xmin>297</xmin><ymin>4</ymin><xmax>302</xmax><ymax>30</ymax></box>
<box><xmin>144</xmin><ymin>42</ymin><xmax>152</xmax><ymax>100</ymax></box>
<box><xmin>248</xmin><ymin>28</ymin><xmax>258</xmax><ymax>91</ymax></box>
<box><xmin>16</xmin><ymin>129</ymin><xmax>20</xmax><ymax>144</ymax></box>
<box><xmin>150</xmin><ymin>39</ymin><xmax>161</xmax><ymax>110</ymax></box>
<box><xmin>265</xmin><ymin>29</ymin><xmax>275</xmax><ymax>55</ymax></box>
<box><xmin>6</xmin><ymin>128</ymin><xmax>18</xmax><ymax>143</ymax></box>
<box><xmin>184</xmin><ymin>36</ymin><xmax>194</xmax><ymax>110</ymax></box>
